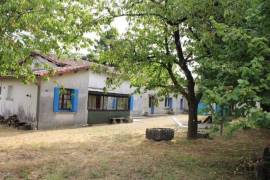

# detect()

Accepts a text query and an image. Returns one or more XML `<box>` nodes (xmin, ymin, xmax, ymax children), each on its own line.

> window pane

<box><xmin>104</xmin><ymin>96</ymin><xmax>117</xmax><ymax>110</ymax></box>
<box><xmin>103</xmin><ymin>96</ymin><xmax>108</xmax><ymax>110</ymax></box>
<box><xmin>88</xmin><ymin>95</ymin><xmax>96</xmax><ymax>110</ymax></box>
<box><xmin>88</xmin><ymin>95</ymin><xmax>103</xmax><ymax>110</ymax></box>
<box><xmin>59</xmin><ymin>88</ymin><xmax>72</xmax><ymax>110</ymax></box>
<box><xmin>7</xmin><ymin>85</ymin><xmax>13</xmax><ymax>100</ymax></box>
<box><xmin>96</xmin><ymin>95</ymin><xmax>103</xmax><ymax>110</ymax></box>
<box><xmin>117</xmin><ymin>97</ymin><xmax>128</xmax><ymax>110</ymax></box>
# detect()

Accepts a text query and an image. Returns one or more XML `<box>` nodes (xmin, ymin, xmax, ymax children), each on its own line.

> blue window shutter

<box><xmin>112</xmin><ymin>98</ymin><xmax>117</xmax><ymax>109</ymax></box>
<box><xmin>129</xmin><ymin>95</ymin><xmax>134</xmax><ymax>111</ymax></box>
<box><xmin>71</xmin><ymin>89</ymin><xmax>79</xmax><ymax>112</ymax></box>
<box><xmin>53</xmin><ymin>87</ymin><xmax>60</xmax><ymax>112</ymax></box>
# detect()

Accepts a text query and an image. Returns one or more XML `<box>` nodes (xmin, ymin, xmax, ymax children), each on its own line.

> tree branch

<box><xmin>188</xmin><ymin>27</ymin><xmax>211</xmax><ymax>56</ymax></box>
<box><xmin>164</xmin><ymin>25</ymin><xmax>170</xmax><ymax>55</ymax></box>
<box><xmin>165</xmin><ymin>63</ymin><xmax>188</xmax><ymax>97</ymax></box>
<box><xmin>104</xmin><ymin>5</ymin><xmax>187</xmax><ymax>26</ymax></box>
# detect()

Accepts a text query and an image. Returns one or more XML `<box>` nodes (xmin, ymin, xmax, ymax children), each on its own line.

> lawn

<box><xmin>0</xmin><ymin>115</ymin><xmax>269</xmax><ymax>180</ymax></box>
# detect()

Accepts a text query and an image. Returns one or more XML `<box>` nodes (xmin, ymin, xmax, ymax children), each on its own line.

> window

<box><xmin>53</xmin><ymin>87</ymin><xmax>79</xmax><ymax>112</ymax></box>
<box><xmin>103</xmin><ymin>96</ymin><xmax>117</xmax><ymax>110</ymax></box>
<box><xmin>88</xmin><ymin>95</ymin><xmax>103</xmax><ymax>110</ymax></box>
<box><xmin>6</xmin><ymin>85</ymin><xmax>13</xmax><ymax>101</ymax></box>
<box><xmin>88</xmin><ymin>93</ymin><xmax>129</xmax><ymax>111</ymax></box>
<box><xmin>117</xmin><ymin>97</ymin><xmax>129</xmax><ymax>110</ymax></box>
<box><xmin>59</xmin><ymin>88</ymin><xmax>73</xmax><ymax>110</ymax></box>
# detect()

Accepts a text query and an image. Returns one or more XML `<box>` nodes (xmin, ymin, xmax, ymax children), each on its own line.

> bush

<box><xmin>226</xmin><ymin>119</ymin><xmax>252</xmax><ymax>137</ymax></box>
<box><xmin>224</xmin><ymin>108</ymin><xmax>270</xmax><ymax>136</ymax></box>
<box><xmin>248</xmin><ymin>108</ymin><xmax>270</xmax><ymax>129</ymax></box>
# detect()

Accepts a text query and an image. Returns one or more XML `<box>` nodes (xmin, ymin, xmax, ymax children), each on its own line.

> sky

<box><xmin>112</xmin><ymin>17</ymin><xmax>129</xmax><ymax>34</ymax></box>
<box><xmin>76</xmin><ymin>17</ymin><xmax>128</xmax><ymax>55</ymax></box>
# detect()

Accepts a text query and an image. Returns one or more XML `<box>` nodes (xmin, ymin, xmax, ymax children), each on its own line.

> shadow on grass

<box><xmin>1</xmin><ymin>129</ymin><xmax>269</xmax><ymax>179</ymax></box>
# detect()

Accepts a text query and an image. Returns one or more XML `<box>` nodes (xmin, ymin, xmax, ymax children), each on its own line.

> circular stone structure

<box><xmin>146</xmin><ymin>128</ymin><xmax>174</xmax><ymax>141</ymax></box>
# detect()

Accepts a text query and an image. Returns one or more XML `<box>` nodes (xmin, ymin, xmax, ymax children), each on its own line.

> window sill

<box><xmin>88</xmin><ymin>109</ymin><xmax>130</xmax><ymax>112</ymax></box>
<box><xmin>55</xmin><ymin>110</ymin><xmax>76</xmax><ymax>113</ymax></box>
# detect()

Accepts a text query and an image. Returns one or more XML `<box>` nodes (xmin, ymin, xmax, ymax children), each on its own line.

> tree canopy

<box><xmin>91</xmin><ymin>0</ymin><xmax>270</xmax><ymax>138</ymax></box>
<box><xmin>199</xmin><ymin>0</ymin><xmax>270</xmax><ymax>115</ymax></box>
<box><xmin>2</xmin><ymin>0</ymin><xmax>269</xmax><ymax>138</ymax></box>
<box><xmin>0</xmin><ymin>0</ymin><xmax>94</xmax><ymax>81</ymax></box>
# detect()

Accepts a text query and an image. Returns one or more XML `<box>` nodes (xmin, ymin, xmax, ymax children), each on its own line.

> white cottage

<box><xmin>0</xmin><ymin>52</ymin><xmax>90</xmax><ymax>129</ymax></box>
<box><xmin>0</xmin><ymin>52</ymin><xmax>188</xmax><ymax>129</ymax></box>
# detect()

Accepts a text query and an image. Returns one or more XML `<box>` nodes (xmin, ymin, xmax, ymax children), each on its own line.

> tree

<box><xmin>198</xmin><ymin>0</ymin><xmax>270</xmax><ymax>118</ymax></box>
<box><xmin>0</xmin><ymin>0</ymin><xmax>94</xmax><ymax>81</ymax></box>
<box><xmin>94</xmin><ymin>0</ymin><xmax>226</xmax><ymax>139</ymax></box>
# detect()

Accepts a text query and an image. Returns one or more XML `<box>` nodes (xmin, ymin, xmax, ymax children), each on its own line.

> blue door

<box><xmin>168</xmin><ymin>98</ymin><xmax>173</xmax><ymax>109</ymax></box>
<box><xmin>151</xmin><ymin>106</ymin><xmax>155</xmax><ymax>114</ymax></box>
<box><xmin>149</xmin><ymin>96</ymin><xmax>155</xmax><ymax>114</ymax></box>
<box><xmin>198</xmin><ymin>102</ymin><xmax>208</xmax><ymax>115</ymax></box>
<box><xmin>180</xmin><ymin>98</ymin><xmax>184</xmax><ymax>110</ymax></box>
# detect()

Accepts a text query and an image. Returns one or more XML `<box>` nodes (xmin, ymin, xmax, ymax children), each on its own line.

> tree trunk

<box><xmin>220</xmin><ymin>120</ymin><xmax>224</xmax><ymax>136</ymax></box>
<box><xmin>187</xmin><ymin>98</ymin><xmax>198</xmax><ymax>139</ymax></box>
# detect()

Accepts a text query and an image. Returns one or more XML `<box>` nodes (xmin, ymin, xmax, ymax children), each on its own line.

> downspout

<box><xmin>36</xmin><ymin>79</ymin><xmax>41</xmax><ymax>130</ymax></box>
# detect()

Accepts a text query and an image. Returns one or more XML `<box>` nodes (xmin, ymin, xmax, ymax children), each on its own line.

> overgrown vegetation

<box><xmin>89</xmin><ymin>0</ymin><xmax>270</xmax><ymax>138</ymax></box>
<box><xmin>200</xmin><ymin>0</ymin><xmax>270</xmax><ymax>133</ymax></box>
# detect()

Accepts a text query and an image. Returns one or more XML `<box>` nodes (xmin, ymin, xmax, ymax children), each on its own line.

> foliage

<box><xmin>248</xmin><ymin>108</ymin><xmax>270</xmax><ymax>129</ymax></box>
<box><xmin>92</xmin><ymin>0</ymin><xmax>235</xmax><ymax>138</ymax></box>
<box><xmin>199</xmin><ymin>0</ymin><xmax>270</xmax><ymax>114</ymax></box>
<box><xmin>225</xmin><ymin>119</ymin><xmax>252</xmax><ymax>137</ymax></box>
<box><xmin>224</xmin><ymin>108</ymin><xmax>270</xmax><ymax>137</ymax></box>
<box><xmin>0</xmin><ymin>0</ymin><xmax>95</xmax><ymax>81</ymax></box>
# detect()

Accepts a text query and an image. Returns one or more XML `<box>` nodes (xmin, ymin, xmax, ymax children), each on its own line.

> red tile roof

<box><xmin>31</xmin><ymin>52</ymin><xmax>90</xmax><ymax>77</ymax></box>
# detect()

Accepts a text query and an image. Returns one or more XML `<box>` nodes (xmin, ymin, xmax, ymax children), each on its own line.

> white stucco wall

<box><xmin>0</xmin><ymin>79</ymin><xmax>38</xmax><ymax>126</ymax></box>
<box><xmin>38</xmin><ymin>70</ymin><xmax>89</xmax><ymax>129</ymax></box>
<box><xmin>88</xmin><ymin>70</ymin><xmax>188</xmax><ymax>116</ymax></box>
<box><xmin>88</xmin><ymin>70</ymin><xmax>135</xmax><ymax>94</ymax></box>
<box><xmin>131</xmin><ymin>93</ymin><xmax>188</xmax><ymax>116</ymax></box>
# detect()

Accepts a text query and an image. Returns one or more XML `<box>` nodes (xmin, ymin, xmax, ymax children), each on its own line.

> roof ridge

<box><xmin>31</xmin><ymin>51</ymin><xmax>67</xmax><ymax>67</ymax></box>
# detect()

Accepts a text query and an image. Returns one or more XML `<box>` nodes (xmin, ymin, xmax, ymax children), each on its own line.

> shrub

<box><xmin>224</xmin><ymin>108</ymin><xmax>270</xmax><ymax>136</ymax></box>
<box><xmin>248</xmin><ymin>108</ymin><xmax>270</xmax><ymax>129</ymax></box>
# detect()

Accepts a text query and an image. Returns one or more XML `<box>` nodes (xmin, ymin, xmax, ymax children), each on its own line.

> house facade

<box><xmin>0</xmin><ymin>79</ymin><xmax>38</xmax><ymax>125</ymax></box>
<box><xmin>0</xmin><ymin>52</ymin><xmax>90</xmax><ymax>129</ymax></box>
<box><xmin>0</xmin><ymin>52</ymin><xmax>188</xmax><ymax>129</ymax></box>
<box><xmin>130</xmin><ymin>92</ymin><xmax>188</xmax><ymax>117</ymax></box>
<box><xmin>87</xmin><ymin>69</ymin><xmax>133</xmax><ymax>124</ymax></box>
<box><xmin>88</xmin><ymin>69</ymin><xmax>188</xmax><ymax>121</ymax></box>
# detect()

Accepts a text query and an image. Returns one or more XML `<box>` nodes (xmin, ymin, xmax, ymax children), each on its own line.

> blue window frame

<box><xmin>53</xmin><ymin>87</ymin><xmax>79</xmax><ymax>112</ymax></box>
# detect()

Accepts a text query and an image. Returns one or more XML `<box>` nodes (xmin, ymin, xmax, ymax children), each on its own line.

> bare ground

<box><xmin>0</xmin><ymin>115</ymin><xmax>269</xmax><ymax>180</ymax></box>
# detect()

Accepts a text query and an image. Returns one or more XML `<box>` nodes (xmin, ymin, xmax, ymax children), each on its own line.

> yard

<box><xmin>0</xmin><ymin>115</ymin><xmax>269</xmax><ymax>180</ymax></box>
